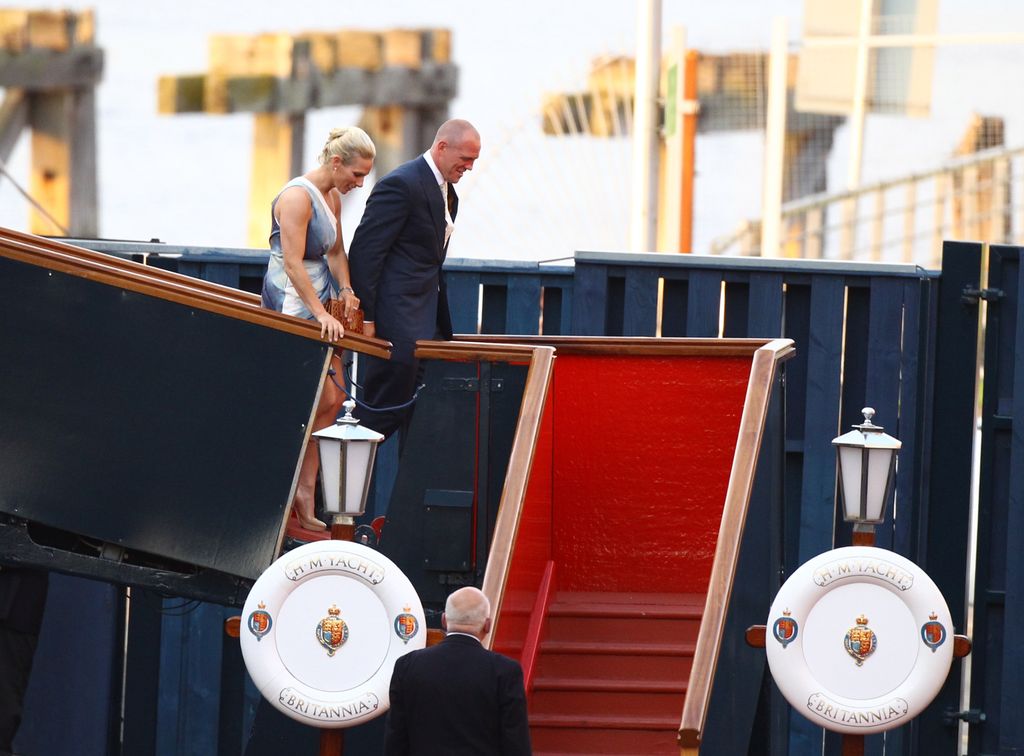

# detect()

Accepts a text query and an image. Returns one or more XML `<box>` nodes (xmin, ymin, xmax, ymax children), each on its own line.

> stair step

<box><xmin>548</xmin><ymin>591</ymin><xmax>705</xmax><ymax>616</ymax></box>
<box><xmin>533</xmin><ymin>677</ymin><xmax>687</xmax><ymax>694</ymax></box>
<box><xmin>544</xmin><ymin>591</ymin><xmax>705</xmax><ymax>644</ymax></box>
<box><xmin>535</xmin><ymin>646</ymin><xmax>693</xmax><ymax>682</ymax></box>
<box><xmin>541</xmin><ymin>640</ymin><xmax>695</xmax><ymax>656</ymax></box>
<box><xmin>527</xmin><ymin>590</ymin><xmax>697</xmax><ymax>754</ymax></box>
<box><xmin>530</xmin><ymin>687</ymin><xmax>685</xmax><ymax>720</ymax></box>
<box><xmin>531</xmin><ymin>713</ymin><xmax>680</xmax><ymax>730</ymax></box>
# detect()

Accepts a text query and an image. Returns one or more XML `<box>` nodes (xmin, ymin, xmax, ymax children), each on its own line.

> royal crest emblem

<box><xmin>316</xmin><ymin>605</ymin><xmax>349</xmax><ymax>657</ymax></box>
<box><xmin>247</xmin><ymin>602</ymin><xmax>272</xmax><ymax>641</ymax></box>
<box><xmin>772</xmin><ymin>609</ymin><xmax>798</xmax><ymax>649</ymax></box>
<box><xmin>844</xmin><ymin>614</ymin><xmax>877</xmax><ymax>666</ymax></box>
<box><xmin>920</xmin><ymin>612</ymin><xmax>947</xmax><ymax>652</ymax></box>
<box><xmin>394</xmin><ymin>606</ymin><xmax>419</xmax><ymax>644</ymax></box>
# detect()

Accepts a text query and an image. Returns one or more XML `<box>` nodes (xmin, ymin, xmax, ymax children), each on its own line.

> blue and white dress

<box><xmin>260</xmin><ymin>177</ymin><xmax>339</xmax><ymax>320</ymax></box>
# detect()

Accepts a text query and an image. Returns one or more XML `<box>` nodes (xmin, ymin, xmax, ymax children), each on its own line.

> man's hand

<box><xmin>363</xmin><ymin>321</ymin><xmax>376</xmax><ymax>339</ymax></box>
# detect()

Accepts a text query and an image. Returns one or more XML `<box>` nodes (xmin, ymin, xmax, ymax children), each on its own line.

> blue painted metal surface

<box><xmin>971</xmin><ymin>242</ymin><xmax>1023</xmax><ymax>755</ymax></box>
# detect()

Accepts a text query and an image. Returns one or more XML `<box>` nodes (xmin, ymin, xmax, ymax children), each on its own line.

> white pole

<box><xmin>662</xmin><ymin>26</ymin><xmax>686</xmax><ymax>253</ymax></box>
<box><xmin>841</xmin><ymin>0</ymin><xmax>873</xmax><ymax>258</ymax></box>
<box><xmin>760</xmin><ymin>17</ymin><xmax>788</xmax><ymax>258</ymax></box>
<box><xmin>847</xmin><ymin>0</ymin><xmax>873</xmax><ymax>190</ymax></box>
<box><xmin>629</xmin><ymin>0</ymin><xmax>662</xmax><ymax>252</ymax></box>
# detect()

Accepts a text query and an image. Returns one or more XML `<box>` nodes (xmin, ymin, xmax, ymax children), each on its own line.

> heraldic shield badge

<box><xmin>247</xmin><ymin>602</ymin><xmax>273</xmax><ymax>641</ymax></box>
<box><xmin>316</xmin><ymin>605</ymin><xmax>349</xmax><ymax>657</ymax></box>
<box><xmin>394</xmin><ymin>606</ymin><xmax>419</xmax><ymax>644</ymax></box>
<box><xmin>772</xmin><ymin>609</ymin><xmax>798</xmax><ymax>648</ymax></box>
<box><xmin>921</xmin><ymin>612</ymin><xmax>947</xmax><ymax>652</ymax></box>
<box><xmin>844</xmin><ymin>614</ymin><xmax>877</xmax><ymax>666</ymax></box>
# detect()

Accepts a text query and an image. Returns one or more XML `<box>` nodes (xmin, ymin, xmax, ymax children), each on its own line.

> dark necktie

<box><xmin>445</xmin><ymin>182</ymin><xmax>456</xmax><ymax>218</ymax></box>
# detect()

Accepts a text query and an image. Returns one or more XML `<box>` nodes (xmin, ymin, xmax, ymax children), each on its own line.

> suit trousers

<box><xmin>354</xmin><ymin>353</ymin><xmax>421</xmax><ymax>442</ymax></box>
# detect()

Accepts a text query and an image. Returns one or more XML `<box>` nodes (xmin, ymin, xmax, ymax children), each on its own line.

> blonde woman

<box><xmin>261</xmin><ymin>126</ymin><xmax>375</xmax><ymax>531</ymax></box>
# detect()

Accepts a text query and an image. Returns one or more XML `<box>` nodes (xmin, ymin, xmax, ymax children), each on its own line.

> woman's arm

<box><xmin>325</xmin><ymin>189</ymin><xmax>360</xmax><ymax>320</ymax></box>
<box><xmin>277</xmin><ymin>186</ymin><xmax>344</xmax><ymax>340</ymax></box>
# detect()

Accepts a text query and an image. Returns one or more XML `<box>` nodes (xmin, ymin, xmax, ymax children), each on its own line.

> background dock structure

<box><xmin>157</xmin><ymin>27</ymin><xmax>457</xmax><ymax>246</ymax></box>
<box><xmin>0</xmin><ymin>8</ymin><xmax>102</xmax><ymax>237</ymax></box>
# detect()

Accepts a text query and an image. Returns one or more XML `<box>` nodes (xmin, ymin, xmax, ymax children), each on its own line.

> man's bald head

<box><xmin>443</xmin><ymin>587</ymin><xmax>491</xmax><ymax>637</ymax></box>
<box><xmin>430</xmin><ymin>119</ymin><xmax>480</xmax><ymax>184</ymax></box>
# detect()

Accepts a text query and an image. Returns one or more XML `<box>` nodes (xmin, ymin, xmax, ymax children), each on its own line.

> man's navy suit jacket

<box><xmin>349</xmin><ymin>156</ymin><xmax>456</xmax><ymax>362</ymax></box>
<box><xmin>383</xmin><ymin>633</ymin><xmax>532</xmax><ymax>756</ymax></box>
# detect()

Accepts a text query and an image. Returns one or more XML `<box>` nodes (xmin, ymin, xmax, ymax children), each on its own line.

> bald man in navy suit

<box><xmin>384</xmin><ymin>587</ymin><xmax>531</xmax><ymax>756</ymax></box>
<box><xmin>349</xmin><ymin>119</ymin><xmax>481</xmax><ymax>441</ymax></box>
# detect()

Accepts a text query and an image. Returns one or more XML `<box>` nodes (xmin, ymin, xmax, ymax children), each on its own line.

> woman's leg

<box><xmin>292</xmin><ymin>353</ymin><xmax>347</xmax><ymax>531</ymax></box>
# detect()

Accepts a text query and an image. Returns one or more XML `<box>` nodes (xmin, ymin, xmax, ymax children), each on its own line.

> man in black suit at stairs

<box><xmin>384</xmin><ymin>586</ymin><xmax>532</xmax><ymax>756</ymax></box>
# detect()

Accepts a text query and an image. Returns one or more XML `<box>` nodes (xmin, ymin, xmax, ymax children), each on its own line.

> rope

<box><xmin>0</xmin><ymin>155</ymin><xmax>70</xmax><ymax>235</ymax></box>
<box><xmin>326</xmin><ymin>357</ymin><xmax>424</xmax><ymax>414</ymax></box>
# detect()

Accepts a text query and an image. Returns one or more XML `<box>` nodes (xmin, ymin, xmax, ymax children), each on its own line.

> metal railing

<box><xmin>712</xmin><ymin>145</ymin><xmax>1024</xmax><ymax>266</ymax></box>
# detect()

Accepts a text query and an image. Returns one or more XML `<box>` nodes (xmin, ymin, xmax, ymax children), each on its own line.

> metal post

<box><xmin>629</xmin><ymin>0</ymin><xmax>661</xmax><ymax>252</ymax></box>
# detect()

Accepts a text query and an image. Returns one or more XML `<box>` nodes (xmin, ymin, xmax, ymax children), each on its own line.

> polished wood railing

<box><xmin>416</xmin><ymin>338</ymin><xmax>556</xmax><ymax>644</ymax></box>
<box><xmin>678</xmin><ymin>338</ymin><xmax>795</xmax><ymax>753</ymax></box>
<box><xmin>0</xmin><ymin>226</ymin><xmax>390</xmax><ymax>357</ymax></box>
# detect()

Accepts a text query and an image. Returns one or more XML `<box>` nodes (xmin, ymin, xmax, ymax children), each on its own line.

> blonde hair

<box><xmin>319</xmin><ymin>126</ymin><xmax>376</xmax><ymax>166</ymax></box>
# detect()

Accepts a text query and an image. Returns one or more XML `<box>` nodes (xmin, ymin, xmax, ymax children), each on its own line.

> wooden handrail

<box><xmin>477</xmin><ymin>345</ymin><xmax>556</xmax><ymax>648</ymax></box>
<box><xmin>678</xmin><ymin>338</ymin><xmax>795</xmax><ymax>751</ymax></box>
<box><xmin>0</xmin><ymin>226</ymin><xmax>391</xmax><ymax>357</ymax></box>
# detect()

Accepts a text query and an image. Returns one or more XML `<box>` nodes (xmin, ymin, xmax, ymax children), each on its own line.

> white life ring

<box><xmin>240</xmin><ymin>540</ymin><xmax>426</xmax><ymax>729</ymax></box>
<box><xmin>765</xmin><ymin>546</ymin><xmax>954</xmax><ymax>735</ymax></box>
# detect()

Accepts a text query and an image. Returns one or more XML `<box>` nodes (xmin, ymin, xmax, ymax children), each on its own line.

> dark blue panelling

<box><xmin>16</xmin><ymin>575</ymin><xmax>120</xmax><ymax>755</ymax></box>
<box><xmin>924</xmin><ymin>241</ymin><xmax>983</xmax><ymax>755</ymax></box>
<box><xmin>997</xmin><ymin>247</ymin><xmax>1024</xmax><ymax>753</ymax></box>
<box><xmin>446</xmin><ymin>271</ymin><xmax>481</xmax><ymax>335</ymax></box>
<box><xmin>541</xmin><ymin>285</ymin><xmax>564</xmax><ymax>335</ymax></box>
<box><xmin>686</xmin><ymin>269</ymin><xmax>722</xmax><ymax>336</ymax></box>
<box><xmin>157</xmin><ymin>601</ymin><xmax>228</xmax><ymax>754</ymax></box>
<box><xmin>892</xmin><ymin>278</ymin><xmax>930</xmax><ymax>562</ymax></box>
<box><xmin>202</xmin><ymin>262</ymin><xmax>241</xmax><ymax>288</ymax></box>
<box><xmin>662</xmin><ymin>278</ymin><xmax>687</xmax><ymax>336</ymax></box>
<box><xmin>572</xmin><ymin>263</ymin><xmax>608</xmax><ymax>335</ymax></box>
<box><xmin>790</xmin><ymin>276</ymin><xmax>845</xmax><ymax>756</ymax></box>
<box><xmin>746</xmin><ymin>272</ymin><xmax>784</xmax><ymax>337</ymax></box>
<box><xmin>798</xmin><ymin>275</ymin><xmax>844</xmax><ymax>562</ymax></box>
<box><xmin>506</xmin><ymin>275</ymin><xmax>542</xmax><ymax>335</ymax></box>
<box><xmin>481</xmin><ymin>283</ymin><xmax>508</xmax><ymax>333</ymax></box>
<box><xmin>863</xmin><ymin>277</ymin><xmax>904</xmax><ymax>553</ymax></box>
<box><xmin>722</xmin><ymin>280</ymin><xmax>750</xmax><ymax>337</ymax></box>
<box><xmin>623</xmin><ymin>267</ymin><xmax>658</xmax><ymax>336</ymax></box>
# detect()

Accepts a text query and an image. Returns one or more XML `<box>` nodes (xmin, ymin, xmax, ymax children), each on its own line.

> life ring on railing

<box><xmin>765</xmin><ymin>546</ymin><xmax>953</xmax><ymax>735</ymax></box>
<box><xmin>240</xmin><ymin>540</ymin><xmax>425</xmax><ymax>728</ymax></box>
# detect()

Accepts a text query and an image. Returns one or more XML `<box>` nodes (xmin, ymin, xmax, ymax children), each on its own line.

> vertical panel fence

<box><xmin>25</xmin><ymin>239</ymin><xmax>1011</xmax><ymax>754</ymax></box>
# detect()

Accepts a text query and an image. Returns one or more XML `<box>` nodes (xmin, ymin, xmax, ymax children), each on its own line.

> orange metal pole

<box><xmin>680</xmin><ymin>49</ymin><xmax>698</xmax><ymax>253</ymax></box>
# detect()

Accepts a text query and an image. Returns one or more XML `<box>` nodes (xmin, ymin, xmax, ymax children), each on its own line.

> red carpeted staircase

<box><xmin>528</xmin><ymin>591</ymin><xmax>705</xmax><ymax>755</ymax></box>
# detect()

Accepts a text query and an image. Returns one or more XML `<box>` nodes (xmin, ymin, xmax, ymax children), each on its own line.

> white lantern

<box><xmin>313</xmin><ymin>399</ymin><xmax>384</xmax><ymax>519</ymax></box>
<box><xmin>832</xmin><ymin>407</ymin><xmax>902</xmax><ymax>524</ymax></box>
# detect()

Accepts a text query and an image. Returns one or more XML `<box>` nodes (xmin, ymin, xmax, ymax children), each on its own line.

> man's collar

<box><xmin>445</xmin><ymin>631</ymin><xmax>481</xmax><ymax>642</ymax></box>
<box><xmin>422</xmin><ymin>150</ymin><xmax>444</xmax><ymax>186</ymax></box>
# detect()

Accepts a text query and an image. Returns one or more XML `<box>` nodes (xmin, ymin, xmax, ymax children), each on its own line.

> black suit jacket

<box><xmin>349</xmin><ymin>156</ymin><xmax>455</xmax><ymax>361</ymax></box>
<box><xmin>384</xmin><ymin>634</ymin><xmax>532</xmax><ymax>756</ymax></box>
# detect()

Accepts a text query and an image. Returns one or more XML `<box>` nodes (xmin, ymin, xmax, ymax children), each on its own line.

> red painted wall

<box><xmin>550</xmin><ymin>355</ymin><xmax>751</xmax><ymax>593</ymax></box>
